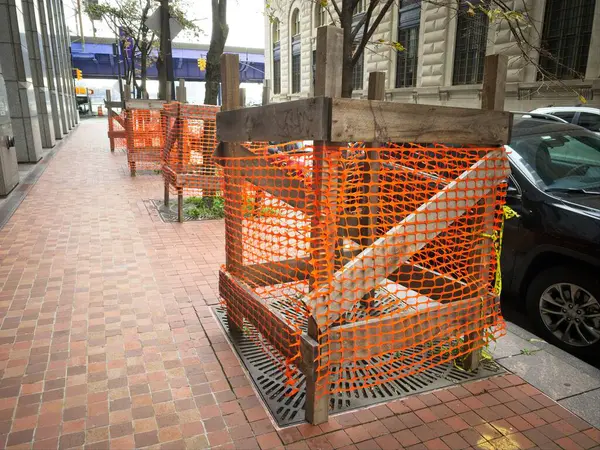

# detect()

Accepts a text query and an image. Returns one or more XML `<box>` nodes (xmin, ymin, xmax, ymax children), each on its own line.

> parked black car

<box><xmin>502</xmin><ymin>117</ymin><xmax>600</xmax><ymax>356</ymax></box>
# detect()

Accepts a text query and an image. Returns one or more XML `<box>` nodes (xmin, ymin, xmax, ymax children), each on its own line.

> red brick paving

<box><xmin>0</xmin><ymin>120</ymin><xmax>598</xmax><ymax>449</ymax></box>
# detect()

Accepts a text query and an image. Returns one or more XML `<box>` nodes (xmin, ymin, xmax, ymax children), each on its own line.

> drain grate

<box><xmin>214</xmin><ymin>306</ymin><xmax>503</xmax><ymax>427</ymax></box>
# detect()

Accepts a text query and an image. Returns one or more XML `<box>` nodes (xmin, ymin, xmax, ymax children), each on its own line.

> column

<box><xmin>38</xmin><ymin>0</ymin><xmax>62</xmax><ymax>140</ymax></box>
<box><xmin>23</xmin><ymin>0</ymin><xmax>55</xmax><ymax>148</ymax></box>
<box><xmin>0</xmin><ymin>0</ymin><xmax>43</xmax><ymax>163</ymax></box>
<box><xmin>45</xmin><ymin>0</ymin><xmax>68</xmax><ymax>134</ymax></box>
<box><xmin>56</xmin><ymin>0</ymin><xmax>78</xmax><ymax>126</ymax></box>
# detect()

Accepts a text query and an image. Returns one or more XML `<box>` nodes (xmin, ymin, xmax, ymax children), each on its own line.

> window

<box><xmin>354</xmin><ymin>0</ymin><xmax>367</xmax><ymax>15</ymax></box>
<box><xmin>315</xmin><ymin>3</ymin><xmax>327</xmax><ymax>27</ymax></box>
<box><xmin>539</xmin><ymin>0</ymin><xmax>595</xmax><ymax>80</ymax></box>
<box><xmin>352</xmin><ymin>47</ymin><xmax>364</xmax><ymax>90</ymax></box>
<box><xmin>551</xmin><ymin>111</ymin><xmax>576</xmax><ymax>123</ymax></box>
<box><xmin>396</xmin><ymin>0</ymin><xmax>421</xmax><ymax>88</ymax></box>
<box><xmin>291</xmin><ymin>9</ymin><xmax>301</xmax><ymax>93</ymax></box>
<box><xmin>578</xmin><ymin>113</ymin><xmax>600</xmax><ymax>132</ymax></box>
<box><xmin>291</xmin><ymin>8</ymin><xmax>301</xmax><ymax>36</ymax></box>
<box><xmin>452</xmin><ymin>2</ymin><xmax>488</xmax><ymax>85</ymax></box>
<box><xmin>272</xmin><ymin>20</ymin><xmax>281</xmax><ymax>95</ymax></box>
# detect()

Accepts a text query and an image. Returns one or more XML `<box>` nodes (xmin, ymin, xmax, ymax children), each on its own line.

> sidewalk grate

<box><xmin>213</xmin><ymin>306</ymin><xmax>504</xmax><ymax>427</ymax></box>
<box><xmin>144</xmin><ymin>199</ymin><xmax>223</xmax><ymax>223</ymax></box>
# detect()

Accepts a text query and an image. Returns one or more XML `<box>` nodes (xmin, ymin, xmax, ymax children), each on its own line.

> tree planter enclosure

<box><xmin>104</xmin><ymin>90</ymin><xmax>126</xmax><ymax>152</ymax></box>
<box><xmin>124</xmin><ymin>99</ymin><xmax>167</xmax><ymax>176</ymax></box>
<box><xmin>216</xmin><ymin>27</ymin><xmax>512</xmax><ymax>425</ymax></box>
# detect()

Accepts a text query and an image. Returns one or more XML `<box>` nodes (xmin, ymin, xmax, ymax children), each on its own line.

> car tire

<box><xmin>525</xmin><ymin>266</ymin><xmax>600</xmax><ymax>356</ymax></box>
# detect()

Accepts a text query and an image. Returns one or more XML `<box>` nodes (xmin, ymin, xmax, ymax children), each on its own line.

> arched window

<box><xmin>354</xmin><ymin>0</ymin><xmax>367</xmax><ymax>15</ymax></box>
<box><xmin>315</xmin><ymin>3</ymin><xmax>327</xmax><ymax>27</ymax></box>
<box><xmin>291</xmin><ymin>8</ymin><xmax>301</xmax><ymax>36</ymax></box>
<box><xmin>272</xmin><ymin>19</ymin><xmax>281</xmax><ymax>94</ymax></box>
<box><xmin>290</xmin><ymin>8</ymin><xmax>301</xmax><ymax>93</ymax></box>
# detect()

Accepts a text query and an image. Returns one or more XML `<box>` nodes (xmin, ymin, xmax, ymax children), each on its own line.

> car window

<box><xmin>577</xmin><ymin>113</ymin><xmax>600</xmax><ymax>132</ymax></box>
<box><xmin>510</xmin><ymin>131</ymin><xmax>600</xmax><ymax>190</ymax></box>
<box><xmin>550</xmin><ymin>111</ymin><xmax>576</xmax><ymax>122</ymax></box>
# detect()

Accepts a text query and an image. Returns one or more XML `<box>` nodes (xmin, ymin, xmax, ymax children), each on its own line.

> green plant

<box><xmin>183</xmin><ymin>195</ymin><xmax>225</xmax><ymax>220</ymax></box>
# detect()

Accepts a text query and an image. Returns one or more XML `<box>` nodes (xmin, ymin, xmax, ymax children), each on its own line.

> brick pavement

<box><xmin>0</xmin><ymin>119</ymin><xmax>598</xmax><ymax>449</ymax></box>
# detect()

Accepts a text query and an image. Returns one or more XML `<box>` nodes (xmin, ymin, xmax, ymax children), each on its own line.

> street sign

<box><xmin>145</xmin><ymin>8</ymin><xmax>183</xmax><ymax>40</ymax></box>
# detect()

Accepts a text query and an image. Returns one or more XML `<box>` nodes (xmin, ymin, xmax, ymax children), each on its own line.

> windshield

<box><xmin>509</xmin><ymin>130</ymin><xmax>600</xmax><ymax>192</ymax></box>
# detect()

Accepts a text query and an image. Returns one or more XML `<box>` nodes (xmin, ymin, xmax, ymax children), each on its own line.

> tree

<box><xmin>86</xmin><ymin>0</ymin><xmax>200</xmax><ymax>99</ymax></box>
<box><xmin>204</xmin><ymin>0</ymin><xmax>229</xmax><ymax>105</ymax></box>
<box><xmin>266</xmin><ymin>0</ymin><xmax>589</xmax><ymax>100</ymax></box>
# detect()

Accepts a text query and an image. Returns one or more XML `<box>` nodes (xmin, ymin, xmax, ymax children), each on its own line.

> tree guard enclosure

<box><xmin>216</xmin><ymin>27</ymin><xmax>512</xmax><ymax>425</ymax></box>
<box><xmin>162</xmin><ymin>102</ymin><xmax>222</xmax><ymax>222</ymax></box>
<box><xmin>104</xmin><ymin>90</ymin><xmax>126</xmax><ymax>153</ymax></box>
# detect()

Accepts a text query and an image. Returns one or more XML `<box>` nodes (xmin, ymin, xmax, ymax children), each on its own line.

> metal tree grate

<box><xmin>213</xmin><ymin>305</ymin><xmax>503</xmax><ymax>427</ymax></box>
<box><xmin>144</xmin><ymin>199</ymin><xmax>223</xmax><ymax>223</ymax></box>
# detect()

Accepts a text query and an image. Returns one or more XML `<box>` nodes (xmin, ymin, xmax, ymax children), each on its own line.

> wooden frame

<box><xmin>216</xmin><ymin>28</ymin><xmax>511</xmax><ymax>425</ymax></box>
<box><xmin>104</xmin><ymin>90</ymin><xmax>125</xmax><ymax>152</ymax></box>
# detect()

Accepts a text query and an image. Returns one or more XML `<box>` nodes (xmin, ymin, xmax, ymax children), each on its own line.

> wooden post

<box><xmin>221</xmin><ymin>53</ymin><xmax>244</xmax><ymax>334</ymax></box>
<box><xmin>463</xmin><ymin>54</ymin><xmax>508</xmax><ymax>371</ymax></box>
<box><xmin>239</xmin><ymin>88</ymin><xmax>246</xmax><ymax>108</ymax></box>
<box><xmin>124</xmin><ymin>85</ymin><xmax>135</xmax><ymax>175</ymax></box>
<box><xmin>262</xmin><ymin>80</ymin><xmax>270</xmax><ymax>105</ymax></box>
<box><xmin>177</xmin><ymin>78</ymin><xmax>187</xmax><ymax>103</ymax></box>
<box><xmin>360</xmin><ymin>72</ymin><xmax>385</xmax><ymax>247</ymax></box>
<box><xmin>301</xmin><ymin>25</ymin><xmax>343</xmax><ymax>426</ymax></box>
<box><xmin>106</xmin><ymin>90</ymin><xmax>115</xmax><ymax>152</ymax></box>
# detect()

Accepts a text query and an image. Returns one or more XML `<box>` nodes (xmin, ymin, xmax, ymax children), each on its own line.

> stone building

<box><xmin>0</xmin><ymin>0</ymin><xmax>78</xmax><ymax>195</ymax></box>
<box><xmin>263</xmin><ymin>0</ymin><xmax>600</xmax><ymax>109</ymax></box>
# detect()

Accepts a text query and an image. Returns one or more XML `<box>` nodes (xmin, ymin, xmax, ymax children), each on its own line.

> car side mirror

<box><xmin>506</xmin><ymin>184</ymin><xmax>521</xmax><ymax>201</ymax></box>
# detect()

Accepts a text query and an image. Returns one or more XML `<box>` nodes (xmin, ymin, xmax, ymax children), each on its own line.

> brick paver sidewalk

<box><xmin>0</xmin><ymin>120</ymin><xmax>598</xmax><ymax>449</ymax></box>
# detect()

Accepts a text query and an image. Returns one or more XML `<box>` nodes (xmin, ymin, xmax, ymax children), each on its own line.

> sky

<box><xmin>64</xmin><ymin>0</ymin><xmax>266</xmax><ymax>50</ymax></box>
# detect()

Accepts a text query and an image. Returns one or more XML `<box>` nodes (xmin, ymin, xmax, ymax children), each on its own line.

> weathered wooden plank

<box><xmin>108</xmin><ymin>131</ymin><xmax>126</xmax><ymax>138</ymax></box>
<box><xmin>388</xmin><ymin>263</ymin><xmax>476</xmax><ymax>303</ymax></box>
<box><xmin>104</xmin><ymin>101</ymin><xmax>124</xmax><ymax>108</ymax></box>
<box><xmin>481</xmin><ymin>54</ymin><xmax>508</xmax><ymax>111</ymax></box>
<box><xmin>175</xmin><ymin>174</ymin><xmax>222</xmax><ymax>191</ymax></box>
<box><xmin>325</xmin><ymin>295</ymin><xmax>493</xmax><ymax>364</ymax></box>
<box><xmin>219</xmin><ymin>270</ymin><xmax>299</xmax><ymax>360</ymax></box>
<box><xmin>221</xmin><ymin>53</ymin><xmax>244</xmax><ymax>278</ymax></box>
<box><xmin>216</xmin><ymin>97</ymin><xmax>331</xmax><ymax>142</ymax></box>
<box><xmin>306</xmin><ymin>150</ymin><xmax>510</xmax><ymax>327</ymax></box>
<box><xmin>330</xmin><ymin>99</ymin><xmax>512</xmax><ymax>146</ymax></box>
<box><xmin>124</xmin><ymin>99</ymin><xmax>167</xmax><ymax>110</ymax></box>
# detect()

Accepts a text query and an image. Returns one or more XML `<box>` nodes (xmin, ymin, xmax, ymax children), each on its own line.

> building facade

<box><xmin>0</xmin><ymin>0</ymin><xmax>78</xmax><ymax>164</ymax></box>
<box><xmin>264</xmin><ymin>0</ymin><xmax>600</xmax><ymax>110</ymax></box>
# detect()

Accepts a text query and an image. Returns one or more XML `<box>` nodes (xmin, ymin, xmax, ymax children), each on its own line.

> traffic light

<box><xmin>72</xmin><ymin>68</ymin><xmax>82</xmax><ymax>80</ymax></box>
<box><xmin>197</xmin><ymin>58</ymin><xmax>206</xmax><ymax>71</ymax></box>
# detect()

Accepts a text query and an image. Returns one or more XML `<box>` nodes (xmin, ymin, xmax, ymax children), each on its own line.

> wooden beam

<box><xmin>314</xmin><ymin>26</ymin><xmax>343</xmax><ymax>97</ymax></box>
<box><xmin>216</xmin><ymin>97</ymin><xmax>331</xmax><ymax>143</ymax></box>
<box><xmin>330</xmin><ymin>99</ymin><xmax>512</xmax><ymax>146</ymax></box>
<box><xmin>306</xmin><ymin>150</ymin><xmax>510</xmax><ymax>327</ymax></box>
<box><xmin>221</xmin><ymin>53</ymin><xmax>244</xmax><ymax>298</ymax></box>
<box><xmin>463</xmin><ymin>53</ymin><xmax>509</xmax><ymax>372</ymax></box>
<box><xmin>219</xmin><ymin>270</ymin><xmax>299</xmax><ymax>360</ymax></box>
<box><xmin>262</xmin><ymin>80</ymin><xmax>270</xmax><ymax>106</ymax></box>
<box><xmin>388</xmin><ymin>264</ymin><xmax>476</xmax><ymax>303</ymax></box>
<box><xmin>177</xmin><ymin>78</ymin><xmax>187</xmax><ymax>103</ymax></box>
<box><xmin>124</xmin><ymin>99</ymin><xmax>167</xmax><ymax>110</ymax></box>
<box><xmin>325</xmin><ymin>295</ymin><xmax>494</xmax><ymax>365</ymax></box>
<box><xmin>481</xmin><ymin>54</ymin><xmax>508</xmax><ymax>111</ymax></box>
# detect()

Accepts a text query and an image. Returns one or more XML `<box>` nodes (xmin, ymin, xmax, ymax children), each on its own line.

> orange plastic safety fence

<box><xmin>125</xmin><ymin>108</ymin><xmax>165</xmax><ymax>173</ymax></box>
<box><xmin>218</xmin><ymin>141</ymin><xmax>510</xmax><ymax>396</ymax></box>
<box><xmin>162</xmin><ymin>102</ymin><xmax>222</xmax><ymax>195</ymax></box>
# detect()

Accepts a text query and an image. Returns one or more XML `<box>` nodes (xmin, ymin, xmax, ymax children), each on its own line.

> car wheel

<box><xmin>526</xmin><ymin>266</ymin><xmax>600</xmax><ymax>355</ymax></box>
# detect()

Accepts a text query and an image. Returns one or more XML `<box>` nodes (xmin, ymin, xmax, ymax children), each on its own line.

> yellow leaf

<box><xmin>578</xmin><ymin>94</ymin><xmax>588</xmax><ymax>104</ymax></box>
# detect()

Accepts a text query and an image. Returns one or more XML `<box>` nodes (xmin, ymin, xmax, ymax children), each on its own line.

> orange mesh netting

<box><xmin>218</xmin><ymin>141</ymin><xmax>510</xmax><ymax>396</ymax></box>
<box><xmin>125</xmin><ymin>108</ymin><xmax>166</xmax><ymax>174</ymax></box>
<box><xmin>162</xmin><ymin>103</ymin><xmax>223</xmax><ymax>196</ymax></box>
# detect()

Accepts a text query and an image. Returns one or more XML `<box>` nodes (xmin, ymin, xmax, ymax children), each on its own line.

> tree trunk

<box><xmin>140</xmin><ymin>42</ymin><xmax>148</xmax><ymax>98</ymax></box>
<box><xmin>204</xmin><ymin>0</ymin><xmax>229</xmax><ymax>105</ymax></box>
<box><xmin>340</xmin><ymin>1</ymin><xmax>355</xmax><ymax>98</ymax></box>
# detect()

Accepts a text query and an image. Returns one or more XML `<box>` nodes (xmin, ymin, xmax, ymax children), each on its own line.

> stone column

<box><xmin>45</xmin><ymin>0</ymin><xmax>68</xmax><ymax>134</ymax></box>
<box><xmin>23</xmin><ymin>0</ymin><xmax>55</xmax><ymax>148</ymax></box>
<box><xmin>0</xmin><ymin>0</ymin><xmax>43</xmax><ymax>162</ymax></box>
<box><xmin>38</xmin><ymin>0</ymin><xmax>62</xmax><ymax>140</ymax></box>
<box><xmin>55</xmin><ymin>0</ymin><xmax>78</xmax><ymax>126</ymax></box>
